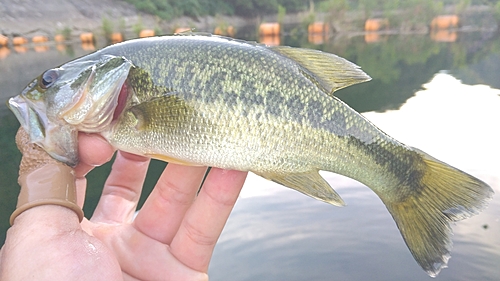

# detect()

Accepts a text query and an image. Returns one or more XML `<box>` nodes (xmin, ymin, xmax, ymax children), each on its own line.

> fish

<box><xmin>7</xmin><ymin>33</ymin><xmax>493</xmax><ymax>277</ymax></box>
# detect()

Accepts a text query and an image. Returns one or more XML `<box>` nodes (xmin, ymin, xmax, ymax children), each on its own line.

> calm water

<box><xmin>0</xmin><ymin>30</ymin><xmax>499</xmax><ymax>280</ymax></box>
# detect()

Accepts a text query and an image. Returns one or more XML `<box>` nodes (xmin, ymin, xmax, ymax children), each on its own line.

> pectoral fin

<box><xmin>254</xmin><ymin>170</ymin><xmax>345</xmax><ymax>206</ymax></box>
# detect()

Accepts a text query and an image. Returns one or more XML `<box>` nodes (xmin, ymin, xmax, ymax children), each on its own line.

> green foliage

<box><xmin>0</xmin><ymin>114</ymin><xmax>22</xmax><ymax>246</ymax></box>
<box><xmin>124</xmin><ymin>0</ymin><xmax>233</xmax><ymax>19</ymax></box>
<box><xmin>356</xmin><ymin>0</ymin><xmax>444</xmax><ymax>31</ymax></box>
<box><xmin>154</xmin><ymin>26</ymin><xmax>163</xmax><ymax>36</ymax></box>
<box><xmin>359</xmin><ymin>0</ymin><xmax>443</xmax><ymax>19</ymax></box>
<box><xmin>277</xmin><ymin>4</ymin><xmax>286</xmax><ymax>24</ymax></box>
<box><xmin>455</xmin><ymin>0</ymin><xmax>472</xmax><ymax>13</ymax></box>
<box><xmin>121</xmin><ymin>0</ymin><xmax>500</xmax><ymax>19</ymax></box>
<box><xmin>233</xmin><ymin>0</ymin><xmax>279</xmax><ymax>16</ymax></box>
<box><xmin>495</xmin><ymin>1</ymin><xmax>500</xmax><ymax>21</ymax></box>
<box><xmin>102</xmin><ymin>17</ymin><xmax>114</xmax><ymax>40</ymax></box>
<box><xmin>122</xmin><ymin>0</ymin><xmax>308</xmax><ymax>18</ymax></box>
<box><xmin>61</xmin><ymin>26</ymin><xmax>72</xmax><ymax>40</ymax></box>
<box><xmin>318</xmin><ymin>0</ymin><xmax>348</xmax><ymax>12</ymax></box>
<box><xmin>132</xmin><ymin>17</ymin><xmax>145</xmax><ymax>37</ymax></box>
<box><xmin>278</xmin><ymin>0</ymin><xmax>307</xmax><ymax>12</ymax></box>
<box><xmin>302</xmin><ymin>12</ymin><xmax>316</xmax><ymax>28</ymax></box>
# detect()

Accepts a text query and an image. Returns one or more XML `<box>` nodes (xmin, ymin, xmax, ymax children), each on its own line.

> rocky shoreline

<box><xmin>1</xmin><ymin>0</ymin><xmax>498</xmax><ymax>42</ymax></box>
<box><xmin>0</xmin><ymin>0</ymin><xmax>255</xmax><ymax>39</ymax></box>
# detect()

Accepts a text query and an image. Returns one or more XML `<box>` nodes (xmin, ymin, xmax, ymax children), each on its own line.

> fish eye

<box><xmin>40</xmin><ymin>69</ymin><xmax>59</xmax><ymax>89</ymax></box>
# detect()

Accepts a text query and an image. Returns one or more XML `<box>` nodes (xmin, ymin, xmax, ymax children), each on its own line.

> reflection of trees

<box><xmin>321</xmin><ymin>35</ymin><xmax>448</xmax><ymax>112</ymax></box>
<box><xmin>0</xmin><ymin>113</ymin><xmax>21</xmax><ymax>246</ymax></box>
<box><xmin>283</xmin><ymin>32</ymin><xmax>489</xmax><ymax>112</ymax></box>
<box><xmin>453</xmin><ymin>31</ymin><xmax>500</xmax><ymax>88</ymax></box>
<box><xmin>341</xmin><ymin>36</ymin><xmax>441</xmax><ymax>84</ymax></box>
<box><xmin>291</xmin><ymin>32</ymin><xmax>500</xmax><ymax>112</ymax></box>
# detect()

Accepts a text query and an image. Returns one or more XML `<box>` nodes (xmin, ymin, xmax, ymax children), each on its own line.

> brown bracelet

<box><xmin>10</xmin><ymin>128</ymin><xmax>84</xmax><ymax>225</ymax></box>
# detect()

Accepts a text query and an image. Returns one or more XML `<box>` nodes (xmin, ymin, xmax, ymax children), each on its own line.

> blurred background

<box><xmin>1</xmin><ymin>0</ymin><xmax>500</xmax><ymax>280</ymax></box>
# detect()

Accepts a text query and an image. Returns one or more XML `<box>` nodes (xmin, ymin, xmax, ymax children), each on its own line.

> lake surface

<box><xmin>1</xmin><ymin>30</ymin><xmax>499</xmax><ymax>280</ymax></box>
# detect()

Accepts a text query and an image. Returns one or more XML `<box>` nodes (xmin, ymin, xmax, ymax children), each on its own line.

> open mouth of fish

<box><xmin>7</xmin><ymin>55</ymin><xmax>133</xmax><ymax>166</ymax></box>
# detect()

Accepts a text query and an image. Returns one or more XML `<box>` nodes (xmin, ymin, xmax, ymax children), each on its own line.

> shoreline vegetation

<box><xmin>0</xmin><ymin>0</ymin><xmax>499</xmax><ymax>49</ymax></box>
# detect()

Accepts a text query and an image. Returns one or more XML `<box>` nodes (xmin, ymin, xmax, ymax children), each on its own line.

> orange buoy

<box><xmin>81</xmin><ymin>42</ymin><xmax>95</xmax><ymax>51</ymax></box>
<box><xmin>430</xmin><ymin>15</ymin><xmax>459</xmax><ymax>30</ymax></box>
<box><xmin>111</xmin><ymin>32</ymin><xmax>123</xmax><ymax>43</ymax></box>
<box><xmin>56</xmin><ymin>44</ymin><xmax>66</xmax><ymax>52</ymax></box>
<box><xmin>259</xmin><ymin>34</ymin><xmax>280</xmax><ymax>46</ymax></box>
<box><xmin>307</xmin><ymin>22</ymin><xmax>329</xmax><ymax>45</ymax></box>
<box><xmin>365</xmin><ymin>18</ymin><xmax>389</xmax><ymax>31</ymax></box>
<box><xmin>227</xmin><ymin>26</ymin><xmax>235</xmax><ymax>37</ymax></box>
<box><xmin>174</xmin><ymin>27</ymin><xmax>191</xmax><ymax>34</ymax></box>
<box><xmin>430</xmin><ymin>30</ymin><xmax>457</xmax><ymax>42</ymax></box>
<box><xmin>139</xmin><ymin>29</ymin><xmax>155</xmax><ymax>38</ymax></box>
<box><xmin>13</xmin><ymin>36</ymin><xmax>28</xmax><ymax>46</ymax></box>
<box><xmin>80</xmin><ymin>32</ymin><xmax>94</xmax><ymax>43</ymax></box>
<box><xmin>214</xmin><ymin>27</ymin><xmax>223</xmax><ymax>35</ymax></box>
<box><xmin>54</xmin><ymin>34</ymin><xmax>65</xmax><ymax>43</ymax></box>
<box><xmin>308</xmin><ymin>33</ymin><xmax>326</xmax><ymax>45</ymax></box>
<box><xmin>214</xmin><ymin>26</ymin><xmax>235</xmax><ymax>37</ymax></box>
<box><xmin>308</xmin><ymin>22</ymin><xmax>329</xmax><ymax>34</ymax></box>
<box><xmin>14</xmin><ymin>45</ymin><xmax>28</xmax><ymax>53</ymax></box>
<box><xmin>32</xmin><ymin>35</ymin><xmax>49</xmax><ymax>44</ymax></box>
<box><xmin>0</xmin><ymin>47</ymin><xmax>10</xmax><ymax>59</ymax></box>
<box><xmin>34</xmin><ymin>45</ymin><xmax>49</xmax><ymax>52</ymax></box>
<box><xmin>365</xmin><ymin>32</ymin><xmax>381</xmax><ymax>43</ymax></box>
<box><xmin>259</xmin><ymin>23</ymin><xmax>280</xmax><ymax>36</ymax></box>
<box><xmin>0</xmin><ymin>35</ymin><xmax>8</xmax><ymax>46</ymax></box>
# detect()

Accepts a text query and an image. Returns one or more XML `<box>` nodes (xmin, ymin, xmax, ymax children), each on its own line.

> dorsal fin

<box><xmin>270</xmin><ymin>46</ymin><xmax>371</xmax><ymax>95</ymax></box>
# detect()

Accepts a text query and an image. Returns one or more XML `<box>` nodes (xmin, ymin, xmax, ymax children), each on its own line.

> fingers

<box><xmin>169</xmin><ymin>168</ymin><xmax>247</xmax><ymax>272</ymax></box>
<box><xmin>74</xmin><ymin>133</ymin><xmax>115</xmax><ymax>178</ymax></box>
<box><xmin>74</xmin><ymin>133</ymin><xmax>115</xmax><ymax>208</ymax></box>
<box><xmin>90</xmin><ymin>151</ymin><xmax>150</xmax><ymax>224</ymax></box>
<box><xmin>133</xmin><ymin>164</ymin><xmax>208</xmax><ymax>243</ymax></box>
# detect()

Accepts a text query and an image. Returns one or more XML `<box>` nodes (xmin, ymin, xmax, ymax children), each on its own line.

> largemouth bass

<box><xmin>7</xmin><ymin>34</ymin><xmax>493</xmax><ymax>276</ymax></box>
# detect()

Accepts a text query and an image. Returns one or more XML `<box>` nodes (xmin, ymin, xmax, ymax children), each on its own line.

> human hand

<box><xmin>0</xmin><ymin>131</ymin><xmax>247</xmax><ymax>280</ymax></box>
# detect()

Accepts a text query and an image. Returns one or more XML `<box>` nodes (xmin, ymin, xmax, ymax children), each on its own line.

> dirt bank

<box><xmin>0</xmin><ymin>0</ymin><xmax>255</xmax><ymax>38</ymax></box>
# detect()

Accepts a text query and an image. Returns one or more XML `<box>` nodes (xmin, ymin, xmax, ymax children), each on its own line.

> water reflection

<box><xmin>0</xmin><ymin>31</ymin><xmax>499</xmax><ymax>280</ymax></box>
<box><xmin>210</xmin><ymin>73</ymin><xmax>500</xmax><ymax>280</ymax></box>
<box><xmin>209</xmin><ymin>73</ymin><xmax>500</xmax><ymax>280</ymax></box>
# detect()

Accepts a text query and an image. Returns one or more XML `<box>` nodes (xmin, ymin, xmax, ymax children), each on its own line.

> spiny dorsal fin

<box><xmin>253</xmin><ymin>170</ymin><xmax>346</xmax><ymax>206</ymax></box>
<box><xmin>270</xmin><ymin>46</ymin><xmax>371</xmax><ymax>95</ymax></box>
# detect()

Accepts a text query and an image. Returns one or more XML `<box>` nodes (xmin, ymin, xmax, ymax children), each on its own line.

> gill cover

<box><xmin>8</xmin><ymin>55</ymin><xmax>133</xmax><ymax>166</ymax></box>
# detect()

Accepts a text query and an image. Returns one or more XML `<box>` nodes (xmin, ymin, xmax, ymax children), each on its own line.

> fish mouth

<box><xmin>7</xmin><ymin>55</ymin><xmax>132</xmax><ymax>166</ymax></box>
<box><xmin>7</xmin><ymin>95</ymin><xmax>79</xmax><ymax>166</ymax></box>
<box><xmin>8</xmin><ymin>95</ymin><xmax>49</xmax><ymax>146</ymax></box>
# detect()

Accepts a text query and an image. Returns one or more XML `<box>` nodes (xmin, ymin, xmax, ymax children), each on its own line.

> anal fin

<box><xmin>254</xmin><ymin>170</ymin><xmax>345</xmax><ymax>206</ymax></box>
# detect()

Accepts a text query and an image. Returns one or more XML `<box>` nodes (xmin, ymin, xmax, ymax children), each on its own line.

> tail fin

<box><xmin>383</xmin><ymin>149</ymin><xmax>493</xmax><ymax>277</ymax></box>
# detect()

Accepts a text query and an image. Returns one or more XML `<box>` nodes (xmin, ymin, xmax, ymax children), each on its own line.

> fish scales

<box><xmin>98</xmin><ymin>37</ymin><xmax>401</xmax><ymax>173</ymax></box>
<box><xmin>7</xmin><ymin>34</ymin><xmax>493</xmax><ymax>277</ymax></box>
